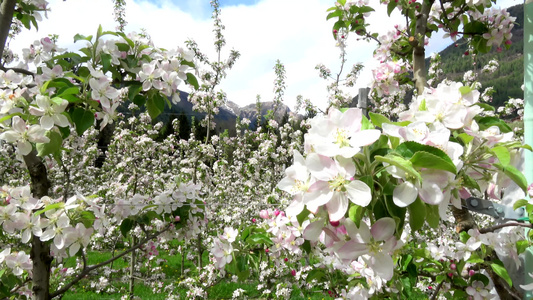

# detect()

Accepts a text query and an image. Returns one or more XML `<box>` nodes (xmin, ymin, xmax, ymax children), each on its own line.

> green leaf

<box><xmin>306</xmin><ymin>269</ymin><xmax>325</xmax><ymax>283</ymax></box>
<box><xmin>296</xmin><ymin>208</ymin><xmax>310</xmax><ymax>226</ymax></box>
<box><xmin>470</xmin><ymin>273</ymin><xmax>490</xmax><ymax>286</ymax></box>
<box><xmin>513</xmin><ymin>199</ymin><xmax>529</xmax><ymax>211</ymax></box>
<box><xmin>459</xmin><ymin>86</ymin><xmax>472</xmax><ymax>95</ymax></box>
<box><xmin>186</xmin><ymin>73</ymin><xmax>199</xmax><ymax>90</ymax></box>
<box><xmin>410</xmin><ymin>151</ymin><xmax>457</xmax><ymax>174</ymax></box>
<box><xmin>301</xmin><ymin>239</ymin><xmax>311</xmax><ymax>254</ymax></box>
<box><xmin>326</xmin><ymin>10</ymin><xmax>342</xmax><ymax>20</ymax></box>
<box><xmin>467</xmin><ymin>252</ymin><xmax>484</xmax><ymax>264</ymax></box>
<box><xmin>34</xmin><ymin>202</ymin><xmax>64</xmax><ymax>216</ymax></box>
<box><xmin>369</xmin><ymin>112</ymin><xmax>391</xmax><ymax>128</ymax></box>
<box><xmin>457</xmin><ymin>133</ymin><xmax>474</xmax><ymax>145</ymax></box>
<box><xmin>425</xmin><ymin>203</ymin><xmax>440</xmax><ymax>228</ymax></box>
<box><xmin>462</xmin><ymin>174</ymin><xmax>481</xmax><ymax>191</ymax></box>
<box><xmin>374</xmin><ymin>154</ymin><xmax>422</xmax><ymax>182</ymax></box>
<box><xmin>128</xmin><ymin>82</ymin><xmax>143</xmax><ymax>101</ymax></box>
<box><xmin>516</xmin><ymin>240</ymin><xmax>529</xmax><ymax>255</ymax></box>
<box><xmin>348</xmin><ymin>204</ymin><xmax>364</xmax><ymax>227</ymax></box>
<box><xmin>472</xmin><ymin>102</ymin><xmax>495</xmax><ymax>112</ymax></box>
<box><xmin>475</xmin><ymin>116</ymin><xmax>512</xmax><ymax>133</ymax></box>
<box><xmin>80</xmin><ymin>211</ymin><xmax>95</xmax><ymax>228</ymax></box>
<box><xmin>146</xmin><ymin>93</ymin><xmax>166</xmax><ymax>119</ymax></box>
<box><xmin>494</xmin><ymin>163</ymin><xmax>528</xmax><ymax>192</ymax></box>
<box><xmin>101</xmin><ymin>53</ymin><xmax>112</xmax><ymax>73</ymax></box>
<box><xmin>70</xmin><ymin>107</ymin><xmax>95</xmax><ymax>136</ymax></box>
<box><xmin>490</xmin><ymin>263</ymin><xmax>512</xmax><ymax>287</ymax></box>
<box><xmin>246</xmin><ymin>233</ymin><xmax>273</xmax><ymax>246</ymax></box>
<box><xmin>120</xmin><ymin>218</ymin><xmax>135</xmax><ymax>237</ymax></box>
<box><xmin>0</xmin><ymin>113</ymin><xmax>21</xmax><ymax>123</ymax></box>
<box><xmin>387</xmin><ymin>0</ymin><xmax>397</xmax><ymax>16</ymax></box>
<box><xmin>408</xmin><ymin>198</ymin><xmax>426</xmax><ymax>231</ymax></box>
<box><xmin>74</xmin><ymin>34</ymin><xmax>93</xmax><ymax>43</ymax></box>
<box><xmin>358</xmin><ymin>6</ymin><xmax>374</xmax><ymax>13</ymax></box>
<box><xmin>490</xmin><ymin>146</ymin><xmax>511</xmax><ymax>166</ymax></box>
<box><xmin>36</xmin><ymin>131</ymin><xmax>63</xmax><ymax>157</ymax></box>
<box><xmin>56</xmin><ymin>86</ymin><xmax>80</xmax><ymax>98</ymax></box>
<box><xmin>460</xmin><ymin>231</ymin><xmax>471</xmax><ymax>243</ymax></box>
<box><xmin>361</xmin><ymin>115</ymin><xmax>374</xmax><ymax>130</ymax></box>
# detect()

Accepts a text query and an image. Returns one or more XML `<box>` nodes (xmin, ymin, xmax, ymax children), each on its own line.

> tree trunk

<box><xmin>0</xmin><ymin>0</ymin><xmax>16</xmax><ymax>65</ymax></box>
<box><xmin>24</xmin><ymin>151</ymin><xmax>52</xmax><ymax>300</ymax></box>
<box><xmin>412</xmin><ymin>0</ymin><xmax>433</xmax><ymax>94</ymax></box>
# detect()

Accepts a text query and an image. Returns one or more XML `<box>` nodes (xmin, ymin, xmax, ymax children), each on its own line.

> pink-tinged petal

<box><xmin>344</xmin><ymin>218</ymin><xmax>359</xmax><ymax>240</ymax></box>
<box><xmin>69</xmin><ymin>242</ymin><xmax>80</xmax><ymax>257</ymax></box>
<box><xmin>0</xmin><ymin>131</ymin><xmax>20</xmax><ymax>143</ymax></box>
<box><xmin>365</xmin><ymin>252</ymin><xmax>394</xmax><ymax>280</ymax></box>
<box><xmin>305</xmin><ymin>181</ymin><xmax>333</xmax><ymax>210</ymax></box>
<box><xmin>306</xmin><ymin>153</ymin><xmax>336</xmax><ymax>181</ymax></box>
<box><xmin>303</xmin><ymin>220</ymin><xmax>324</xmax><ymax>242</ymax></box>
<box><xmin>40</xmin><ymin>115</ymin><xmax>54</xmax><ymax>130</ymax></box>
<box><xmin>337</xmin><ymin>240</ymin><xmax>368</xmax><ymax>260</ymax></box>
<box><xmin>338</xmin><ymin>108</ymin><xmax>362</xmax><ymax>131</ymax></box>
<box><xmin>54</xmin><ymin>234</ymin><xmax>65</xmax><ymax>249</ymax></box>
<box><xmin>12</xmin><ymin>116</ymin><xmax>26</xmax><ymax>133</ymax></box>
<box><xmin>53</xmin><ymin>114</ymin><xmax>70</xmax><ymax>128</ymax></box>
<box><xmin>350</xmin><ymin>129</ymin><xmax>381</xmax><ymax>147</ymax></box>
<box><xmin>370</xmin><ymin>217</ymin><xmax>396</xmax><ymax>242</ymax></box>
<box><xmin>285</xmin><ymin>196</ymin><xmax>304</xmax><ymax>218</ymax></box>
<box><xmin>326</xmin><ymin>192</ymin><xmax>348</xmax><ymax>222</ymax></box>
<box><xmin>393</xmin><ymin>181</ymin><xmax>418</xmax><ymax>207</ymax></box>
<box><xmin>356</xmin><ymin>221</ymin><xmax>372</xmax><ymax>242</ymax></box>
<box><xmin>335</xmin><ymin>156</ymin><xmax>356</xmax><ymax>176</ymax></box>
<box><xmin>17</xmin><ymin>141</ymin><xmax>32</xmax><ymax>156</ymax></box>
<box><xmin>337</xmin><ymin>146</ymin><xmax>360</xmax><ymax>158</ymax></box>
<box><xmin>382</xmin><ymin>123</ymin><xmax>402</xmax><ymax>138</ymax></box>
<box><xmin>419</xmin><ymin>181</ymin><xmax>443</xmax><ymax>205</ymax></box>
<box><xmin>346</xmin><ymin>180</ymin><xmax>371</xmax><ymax>207</ymax></box>
<box><xmin>277</xmin><ymin>177</ymin><xmax>297</xmax><ymax>194</ymax></box>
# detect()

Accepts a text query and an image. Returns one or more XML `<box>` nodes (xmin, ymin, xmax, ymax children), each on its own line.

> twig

<box><xmin>49</xmin><ymin>225</ymin><xmax>172</xmax><ymax>298</ymax></box>
<box><xmin>479</xmin><ymin>222</ymin><xmax>532</xmax><ymax>234</ymax></box>
<box><xmin>429</xmin><ymin>280</ymin><xmax>444</xmax><ymax>300</ymax></box>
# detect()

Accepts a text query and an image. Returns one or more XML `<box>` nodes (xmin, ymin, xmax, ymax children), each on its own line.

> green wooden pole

<box><xmin>524</xmin><ymin>0</ymin><xmax>533</xmax><ymax>298</ymax></box>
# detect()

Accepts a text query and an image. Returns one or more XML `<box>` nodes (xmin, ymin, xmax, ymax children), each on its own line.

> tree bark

<box><xmin>24</xmin><ymin>151</ymin><xmax>52</xmax><ymax>300</ymax></box>
<box><xmin>0</xmin><ymin>0</ymin><xmax>16</xmax><ymax>65</ymax></box>
<box><xmin>412</xmin><ymin>0</ymin><xmax>433</xmax><ymax>94</ymax></box>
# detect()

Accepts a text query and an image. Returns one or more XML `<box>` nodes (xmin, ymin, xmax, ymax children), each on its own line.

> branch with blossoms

<box><xmin>49</xmin><ymin>224</ymin><xmax>173</xmax><ymax>298</ymax></box>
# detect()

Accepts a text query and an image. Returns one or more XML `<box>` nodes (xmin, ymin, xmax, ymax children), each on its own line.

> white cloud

<box><xmin>7</xmin><ymin>0</ymin><xmax>521</xmax><ymax>112</ymax></box>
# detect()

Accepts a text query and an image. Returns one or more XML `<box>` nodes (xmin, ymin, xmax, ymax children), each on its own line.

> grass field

<box><xmin>55</xmin><ymin>245</ymin><xmax>334</xmax><ymax>299</ymax></box>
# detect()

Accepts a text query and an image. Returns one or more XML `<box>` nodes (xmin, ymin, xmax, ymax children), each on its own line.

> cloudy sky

<box><xmin>9</xmin><ymin>0</ymin><xmax>521</xmax><ymax>111</ymax></box>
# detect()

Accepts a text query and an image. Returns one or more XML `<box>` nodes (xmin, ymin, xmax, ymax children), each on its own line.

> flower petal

<box><xmin>393</xmin><ymin>181</ymin><xmax>418</xmax><ymax>207</ymax></box>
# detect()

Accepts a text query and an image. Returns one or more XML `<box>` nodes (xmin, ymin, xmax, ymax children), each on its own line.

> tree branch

<box><xmin>49</xmin><ymin>225</ymin><xmax>173</xmax><ymax>298</ymax></box>
<box><xmin>479</xmin><ymin>222</ymin><xmax>533</xmax><ymax>234</ymax></box>
<box><xmin>0</xmin><ymin>0</ymin><xmax>16</xmax><ymax>62</ymax></box>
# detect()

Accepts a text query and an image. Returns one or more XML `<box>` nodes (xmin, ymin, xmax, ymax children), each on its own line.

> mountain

<box><xmin>145</xmin><ymin>91</ymin><xmax>297</xmax><ymax>137</ymax></box>
<box><xmin>429</xmin><ymin>3</ymin><xmax>524</xmax><ymax>108</ymax></box>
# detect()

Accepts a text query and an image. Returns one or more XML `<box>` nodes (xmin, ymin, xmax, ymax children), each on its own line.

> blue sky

<box><xmin>146</xmin><ymin>0</ymin><xmax>262</xmax><ymax>19</ymax></box>
<box><xmin>9</xmin><ymin>0</ymin><xmax>523</xmax><ymax>110</ymax></box>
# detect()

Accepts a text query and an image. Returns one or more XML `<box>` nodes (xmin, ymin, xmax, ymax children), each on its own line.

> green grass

<box><xmin>56</xmin><ymin>248</ymin><xmax>333</xmax><ymax>300</ymax></box>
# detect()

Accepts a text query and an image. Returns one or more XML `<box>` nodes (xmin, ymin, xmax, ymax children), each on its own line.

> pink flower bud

<box><xmin>329</xmin><ymin>220</ymin><xmax>340</xmax><ymax>227</ymax></box>
<box><xmin>469</xmin><ymin>270</ymin><xmax>475</xmax><ymax>277</ymax></box>
<box><xmin>174</xmin><ymin>216</ymin><xmax>181</xmax><ymax>222</ymax></box>
<box><xmin>274</xmin><ymin>209</ymin><xmax>281</xmax><ymax>217</ymax></box>
<box><xmin>450</xmin><ymin>263</ymin><xmax>456</xmax><ymax>270</ymax></box>
<box><xmin>259</xmin><ymin>210</ymin><xmax>269</xmax><ymax>219</ymax></box>
<box><xmin>265</xmin><ymin>248</ymin><xmax>269</xmax><ymax>253</ymax></box>
<box><xmin>284</xmin><ymin>258</ymin><xmax>288</xmax><ymax>262</ymax></box>
<box><xmin>252</xmin><ymin>218</ymin><xmax>257</xmax><ymax>223</ymax></box>
<box><xmin>291</xmin><ymin>270</ymin><xmax>296</xmax><ymax>276</ymax></box>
